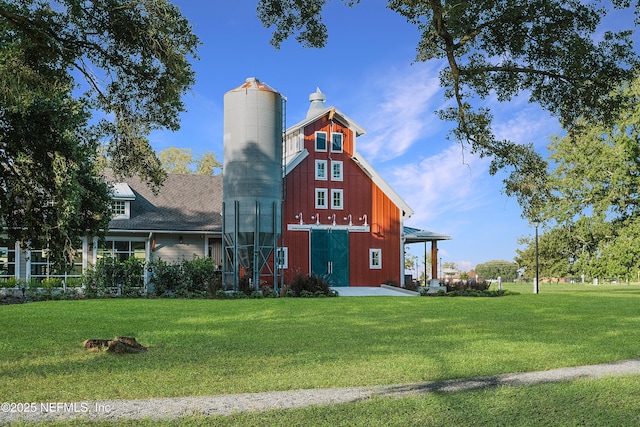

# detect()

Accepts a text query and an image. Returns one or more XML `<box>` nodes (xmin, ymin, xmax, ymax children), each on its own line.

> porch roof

<box><xmin>403</xmin><ymin>226</ymin><xmax>451</xmax><ymax>243</ymax></box>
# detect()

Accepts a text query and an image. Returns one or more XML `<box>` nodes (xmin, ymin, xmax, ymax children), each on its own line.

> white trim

<box><xmin>286</xmin><ymin>106</ymin><xmax>366</xmax><ymax>138</ymax></box>
<box><xmin>288</xmin><ymin>223</ymin><xmax>369</xmax><ymax>232</ymax></box>
<box><xmin>315</xmin><ymin>131</ymin><xmax>327</xmax><ymax>152</ymax></box>
<box><xmin>14</xmin><ymin>241</ymin><xmax>20</xmax><ymax>280</ymax></box>
<box><xmin>370</xmin><ymin>248</ymin><xmax>382</xmax><ymax>269</ymax></box>
<box><xmin>352</xmin><ymin>152</ymin><xmax>414</xmax><ymax>218</ymax></box>
<box><xmin>315</xmin><ymin>188</ymin><xmax>328</xmax><ymax>209</ymax></box>
<box><xmin>331</xmin><ymin>132</ymin><xmax>343</xmax><ymax>153</ymax></box>
<box><xmin>276</xmin><ymin>247</ymin><xmax>288</xmax><ymax>269</ymax></box>
<box><xmin>284</xmin><ymin>148</ymin><xmax>309</xmax><ymax>176</ymax></box>
<box><xmin>331</xmin><ymin>160</ymin><xmax>343</xmax><ymax>181</ymax></box>
<box><xmin>315</xmin><ymin>159</ymin><xmax>328</xmax><ymax>180</ymax></box>
<box><xmin>331</xmin><ymin>189</ymin><xmax>344</xmax><ymax>210</ymax></box>
<box><xmin>111</xmin><ymin>200</ymin><xmax>131</xmax><ymax>220</ymax></box>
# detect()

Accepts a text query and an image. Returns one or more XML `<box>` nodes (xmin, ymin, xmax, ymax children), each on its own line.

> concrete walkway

<box><xmin>3</xmin><ymin>359</ymin><xmax>640</xmax><ymax>423</ymax></box>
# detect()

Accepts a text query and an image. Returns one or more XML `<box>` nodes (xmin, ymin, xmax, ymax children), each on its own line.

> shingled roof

<box><xmin>108</xmin><ymin>174</ymin><xmax>223</xmax><ymax>232</ymax></box>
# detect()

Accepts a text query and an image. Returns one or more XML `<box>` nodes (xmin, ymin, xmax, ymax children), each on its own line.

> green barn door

<box><xmin>311</xmin><ymin>229</ymin><xmax>349</xmax><ymax>287</ymax></box>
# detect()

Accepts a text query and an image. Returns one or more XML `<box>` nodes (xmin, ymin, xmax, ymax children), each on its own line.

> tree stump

<box><xmin>83</xmin><ymin>336</ymin><xmax>147</xmax><ymax>353</ymax></box>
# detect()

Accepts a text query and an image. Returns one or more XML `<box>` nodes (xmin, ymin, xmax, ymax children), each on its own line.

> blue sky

<box><xmin>151</xmin><ymin>1</ymin><xmax>635</xmax><ymax>274</ymax></box>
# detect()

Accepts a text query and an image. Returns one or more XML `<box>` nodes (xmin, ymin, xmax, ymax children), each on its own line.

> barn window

<box><xmin>315</xmin><ymin>160</ymin><xmax>327</xmax><ymax>180</ymax></box>
<box><xmin>331</xmin><ymin>132</ymin><xmax>343</xmax><ymax>152</ymax></box>
<box><xmin>331</xmin><ymin>161</ymin><xmax>343</xmax><ymax>181</ymax></box>
<box><xmin>331</xmin><ymin>189</ymin><xmax>343</xmax><ymax>210</ymax></box>
<box><xmin>276</xmin><ymin>247</ymin><xmax>288</xmax><ymax>269</ymax></box>
<box><xmin>315</xmin><ymin>132</ymin><xmax>327</xmax><ymax>151</ymax></box>
<box><xmin>315</xmin><ymin>188</ymin><xmax>328</xmax><ymax>209</ymax></box>
<box><xmin>369</xmin><ymin>249</ymin><xmax>382</xmax><ymax>269</ymax></box>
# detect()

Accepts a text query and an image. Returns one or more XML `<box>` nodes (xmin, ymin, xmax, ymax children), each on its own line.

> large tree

<box><xmin>475</xmin><ymin>260</ymin><xmax>518</xmax><ymax>281</ymax></box>
<box><xmin>0</xmin><ymin>0</ymin><xmax>199</xmax><ymax>267</ymax></box>
<box><xmin>258</xmin><ymin>0</ymin><xmax>638</xmax><ymax>219</ymax></box>
<box><xmin>159</xmin><ymin>147</ymin><xmax>222</xmax><ymax>175</ymax></box>
<box><xmin>530</xmin><ymin>76</ymin><xmax>640</xmax><ymax>281</ymax></box>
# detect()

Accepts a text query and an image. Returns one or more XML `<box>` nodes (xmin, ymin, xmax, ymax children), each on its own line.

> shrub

<box><xmin>446</xmin><ymin>280</ymin><xmax>491</xmax><ymax>293</ymax></box>
<box><xmin>148</xmin><ymin>256</ymin><xmax>218</xmax><ymax>298</ymax></box>
<box><xmin>2</xmin><ymin>277</ymin><xmax>25</xmax><ymax>289</ymax></box>
<box><xmin>40</xmin><ymin>278</ymin><xmax>63</xmax><ymax>289</ymax></box>
<box><xmin>84</xmin><ymin>256</ymin><xmax>145</xmax><ymax>298</ymax></box>
<box><xmin>284</xmin><ymin>273</ymin><xmax>335</xmax><ymax>297</ymax></box>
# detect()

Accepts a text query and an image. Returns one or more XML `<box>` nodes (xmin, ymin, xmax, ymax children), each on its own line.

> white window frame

<box><xmin>0</xmin><ymin>241</ymin><xmax>17</xmax><ymax>281</ymax></box>
<box><xmin>331</xmin><ymin>160</ymin><xmax>343</xmax><ymax>181</ymax></box>
<box><xmin>315</xmin><ymin>131</ymin><xmax>327</xmax><ymax>152</ymax></box>
<box><xmin>315</xmin><ymin>188</ymin><xmax>328</xmax><ymax>209</ymax></box>
<box><xmin>369</xmin><ymin>249</ymin><xmax>382</xmax><ymax>269</ymax></box>
<box><xmin>331</xmin><ymin>132</ymin><xmax>343</xmax><ymax>152</ymax></box>
<box><xmin>315</xmin><ymin>160</ymin><xmax>327</xmax><ymax>180</ymax></box>
<box><xmin>98</xmin><ymin>238</ymin><xmax>147</xmax><ymax>262</ymax></box>
<box><xmin>111</xmin><ymin>200</ymin><xmax>130</xmax><ymax>219</ymax></box>
<box><xmin>331</xmin><ymin>189</ymin><xmax>344</xmax><ymax>210</ymax></box>
<box><xmin>28</xmin><ymin>247</ymin><xmax>84</xmax><ymax>281</ymax></box>
<box><xmin>276</xmin><ymin>247</ymin><xmax>288</xmax><ymax>269</ymax></box>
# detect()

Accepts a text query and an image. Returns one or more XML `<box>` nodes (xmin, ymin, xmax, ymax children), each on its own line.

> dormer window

<box><xmin>110</xmin><ymin>183</ymin><xmax>135</xmax><ymax>220</ymax></box>
<box><xmin>112</xmin><ymin>200</ymin><xmax>127</xmax><ymax>217</ymax></box>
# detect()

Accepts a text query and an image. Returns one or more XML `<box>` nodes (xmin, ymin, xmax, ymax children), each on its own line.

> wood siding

<box><xmin>279</xmin><ymin>113</ymin><xmax>403</xmax><ymax>287</ymax></box>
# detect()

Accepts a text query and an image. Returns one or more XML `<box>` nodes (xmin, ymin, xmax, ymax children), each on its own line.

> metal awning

<box><xmin>403</xmin><ymin>226</ymin><xmax>451</xmax><ymax>243</ymax></box>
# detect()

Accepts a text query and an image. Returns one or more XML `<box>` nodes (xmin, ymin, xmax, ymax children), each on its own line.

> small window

<box><xmin>315</xmin><ymin>160</ymin><xmax>327</xmax><ymax>180</ymax></box>
<box><xmin>331</xmin><ymin>133</ymin><xmax>343</xmax><ymax>152</ymax></box>
<box><xmin>112</xmin><ymin>200</ymin><xmax>126</xmax><ymax>217</ymax></box>
<box><xmin>315</xmin><ymin>188</ymin><xmax>328</xmax><ymax>209</ymax></box>
<box><xmin>370</xmin><ymin>249</ymin><xmax>382</xmax><ymax>269</ymax></box>
<box><xmin>276</xmin><ymin>247</ymin><xmax>288</xmax><ymax>269</ymax></box>
<box><xmin>331</xmin><ymin>161</ymin><xmax>343</xmax><ymax>181</ymax></box>
<box><xmin>0</xmin><ymin>242</ymin><xmax>16</xmax><ymax>279</ymax></box>
<box><xmin>315</xmin><ymin>132</ymin><xmax>327</xmax><ymax>151</ymax></box>
<box><xmin>331</xmin><ymin>189</ymin><xmax>343</xmax><ymax>210</ymax></box>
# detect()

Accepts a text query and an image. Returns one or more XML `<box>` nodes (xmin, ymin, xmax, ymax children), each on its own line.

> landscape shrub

<box><xmin>148</xmin><ymin>256</ymin><xmax>218</xmax><ymax>298</ymax></box>
<box><xmin>284</xmin><ymin>273</ymin><xmax>336</xmax><ymax>297</ymax></box>
<box><xmin>419</xmin><ymin>279</ymin><xmax>511</xmax><ymax>297</ymax></box>
<box><xmin>84</xmin><ymin>256</ymin><xmax>145</xmax><ymax>298</ymax></box>
<box><xmin>446</xmin><ymin>280</ymin><xmax>491</xmax><ymax>292</ymax></box>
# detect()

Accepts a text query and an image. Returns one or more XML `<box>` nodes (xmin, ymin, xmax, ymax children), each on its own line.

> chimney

<box><xmin>306</xmin><ymin>87</ymin><xmax>326</xmax><ymax>119</ymax></box>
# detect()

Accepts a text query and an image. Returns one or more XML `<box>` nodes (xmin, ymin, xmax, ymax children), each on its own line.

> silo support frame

<box><xmin>222</xmin><ymin>199</ymin><xmax>282</xmax><ymax>292</ymax></box>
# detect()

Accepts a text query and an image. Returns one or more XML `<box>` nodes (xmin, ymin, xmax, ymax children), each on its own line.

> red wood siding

<box><xmin>278</xmin><ymin>113</ymin><xmax>403</xmax><ymax>287</ymax></box>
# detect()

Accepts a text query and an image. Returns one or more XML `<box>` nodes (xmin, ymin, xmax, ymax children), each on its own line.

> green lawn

<box><xmin>1</xmin><ymin>283</ymin><xmax>640</xmax><ymax>424</ymax></box>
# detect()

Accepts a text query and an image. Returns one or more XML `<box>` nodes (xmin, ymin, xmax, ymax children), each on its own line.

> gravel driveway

<box><xmin>3</xmin><ymin>358</ymin><xmax>640</xmax><ymax>423</ymax></box>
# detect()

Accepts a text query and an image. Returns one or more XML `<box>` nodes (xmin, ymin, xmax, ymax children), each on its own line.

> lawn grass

<box><xmin>1</xmin><ymin>283</ymin><xmax>639</xmax><ymax>406</ymax></box>
<box><xmin>27</xmin><ymin>374</ymin><xmax>640</xmax><ymax>426</ymax></box>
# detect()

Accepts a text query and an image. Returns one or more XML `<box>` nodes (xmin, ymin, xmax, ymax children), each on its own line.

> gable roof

<box><xmin>287</xmin><ymin>106</ymin><xmax>367</xmax><ymax>138</ymax></box>
<box><xmin>108</xmin><ymin>174</ymin><xmax>223</xmax><ymax>233</ymax></box>
<box><xmin>285</xmin><ymin>106</ymin><xmax>413</xmax><ymax>218</ymax></box>
<box><xmin>351</xmin><ymin>152</ymin><xmax>414</xmax><ymax>218</ymax></box>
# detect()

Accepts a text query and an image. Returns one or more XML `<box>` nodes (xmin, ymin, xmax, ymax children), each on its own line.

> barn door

<box><xmin>311</xmin><ymin>229</ymin><xmax>349</xmax><ymax>287</ymax></box>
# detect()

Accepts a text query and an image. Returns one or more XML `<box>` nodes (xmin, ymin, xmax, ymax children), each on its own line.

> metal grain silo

<box><xmin>222</xmin><ymin>77</ymin><xmax>283</xmax><ymax>291</ymax></box>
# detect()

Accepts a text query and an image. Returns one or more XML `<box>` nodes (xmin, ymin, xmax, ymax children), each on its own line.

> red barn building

<box><xmin>277</xmin><ymin>88</ymin><xmax>414</xmax><ymax>287</ymax></box>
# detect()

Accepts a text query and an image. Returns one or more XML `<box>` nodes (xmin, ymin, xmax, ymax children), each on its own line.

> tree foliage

<box><xmin>475</xmin><ymin>260</ymin><xmax>518</xmax><ymax>281</ymax></box>
<box><xmin>159</xmin><ymin>147</ymin><xmax>222</xmax><ymax>175</ymax></box>
<box><xmin>521</xmin><ymin>76</ymin><xmax>640</xmax><ymax>281</ymax></box>
<box><xmin>0</xmin><ymin>91</ymin><xmax>111</xmax><ymax>267</ymax></box>
<box><xmin>0</xmin><ymin>0</ymin><xmax>199</xmax><ymax>266</ymax></box>
<box><xmin>257</xmin><ymin>0</ymin><xmax>638</xmax><ymax>219</ymax></box>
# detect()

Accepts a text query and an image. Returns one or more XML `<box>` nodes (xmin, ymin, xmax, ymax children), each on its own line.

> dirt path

<box><xmin>3</xmin><ymin>358</ymin><xmax>640</xmax><ymax>423</ymax></box>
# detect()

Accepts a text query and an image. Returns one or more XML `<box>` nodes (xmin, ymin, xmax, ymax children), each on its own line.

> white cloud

<box><xmin>492</xmin><ymin>105</ymin><xmax>560</xmax><ymax>149</ymax></box>
<box><xmin>356</xmin><ymin>64</ymin><xmax>445</xmax><ymax>161</ymax></box>
<box><xmin>389</xmin><ymin>143</ymin><xmax>492</xmax><ymax>226</ymax></box>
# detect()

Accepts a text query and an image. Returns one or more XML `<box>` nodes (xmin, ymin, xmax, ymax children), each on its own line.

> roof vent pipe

<box><xmin>306</xmin><ymin>87</ymin><xmax>326</xmax><ymax>119</ymax></box>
